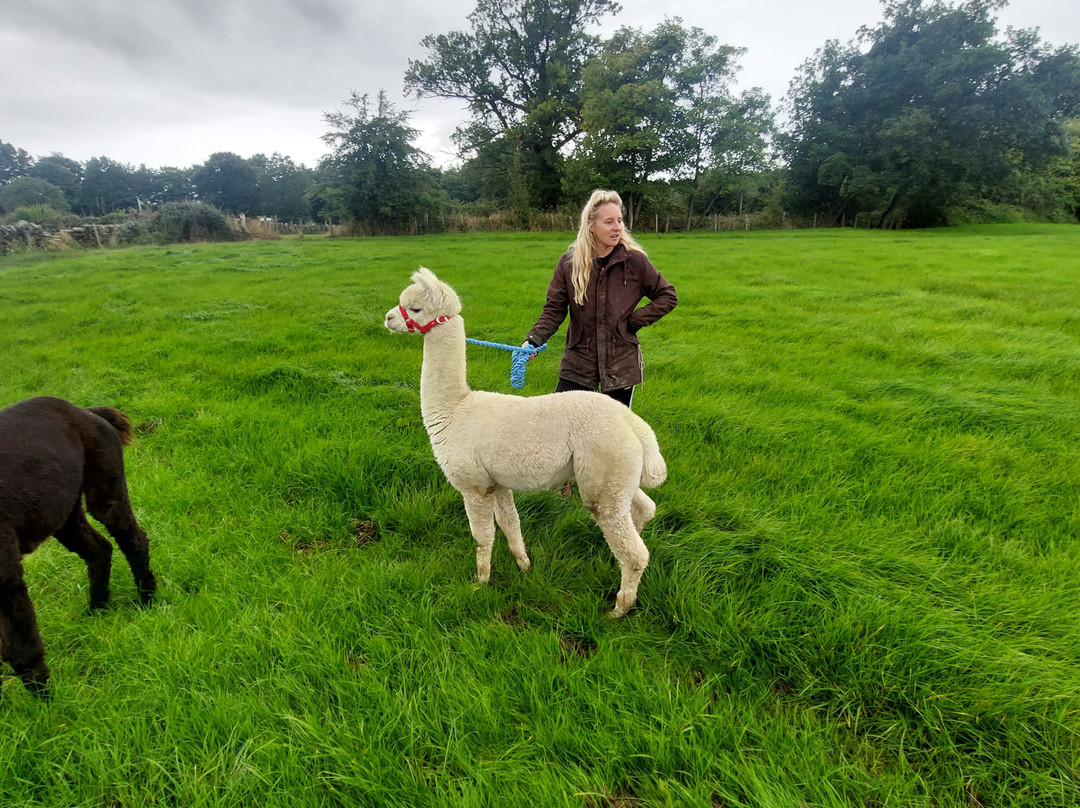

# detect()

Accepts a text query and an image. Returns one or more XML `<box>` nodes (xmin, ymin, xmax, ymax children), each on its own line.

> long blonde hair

<box><xmin>570</xmin><ymin>189</ymin><xmax>646</xmax><ymax>305</ymax></box>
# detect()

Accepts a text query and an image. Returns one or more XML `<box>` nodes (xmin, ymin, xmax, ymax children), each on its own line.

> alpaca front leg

<box><xmin>55</xmin><ymin>509</ymin><xmax>114</xmax><ymax>610</ymax></box>
<box><xmin>0</xmin><ymin>541</ymin><xmax>50</xmax><ymax>696</ymax></box>
<box><xmin>493</xmin><ymin>486</ymin><xmax>531</xmax><ymax>573</ymax></box>
<box><xmin>461</xmin><ymin>491</ymin><xmax>496</xmax><ymax>583</ymax></box>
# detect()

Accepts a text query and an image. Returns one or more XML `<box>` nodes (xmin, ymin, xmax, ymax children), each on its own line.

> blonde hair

<box><xmin>570</xmin><ymin>189</ymin><xmax>646</xmax><ymax>305</ymax></box>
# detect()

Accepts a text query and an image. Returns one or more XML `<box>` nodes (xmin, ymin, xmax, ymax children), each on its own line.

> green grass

<box><xmin>1</xmin><ymin>226</ymin><xmax>1078</xmax><ymax>807</ymax></box>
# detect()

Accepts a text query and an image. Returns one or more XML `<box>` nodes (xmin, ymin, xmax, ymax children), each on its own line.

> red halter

<box><xmin>399</xmin><ymin>305</ymin><xmax>453</xmax><ymax>334</ymax></box>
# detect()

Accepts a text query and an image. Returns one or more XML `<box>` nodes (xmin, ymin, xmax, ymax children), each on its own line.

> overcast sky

<box><xmin>4</xmin><ymin>0</ymin><xmax>1077</xmax><ymax>170</ymax></box>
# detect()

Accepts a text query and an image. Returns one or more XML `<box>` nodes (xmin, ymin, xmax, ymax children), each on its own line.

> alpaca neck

<box><xmin>420</xmin><ymin>315</ymin><xmax>470</xmax><ymax>426</ymax></box>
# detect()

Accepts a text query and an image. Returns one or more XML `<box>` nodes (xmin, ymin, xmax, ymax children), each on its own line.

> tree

<box><xmin>571</xmin><ymin>18</ymin><xmax>769</xmax><ymax>227</ymax></box>
<box><xmin>193</xmin><ymin>153</ymin><xmax>260</xmax><ymax>215</ymax></box>
<box><xmin>669</xmin><ymin>26</ymin><xmax>774</xmax><ymax>227</ymax></box>
<box><xmin>781</xmin><ymin>0</ymin><xmax>1080</xmax><ymax>227</ymax></box>
<box><xmin>571</xmin><ymin>21</ymin><xmax>685</xmax><ymax>223</ymax></box>
<box><xmin>250</xmin><ymin>154</ymin><xmax>316</xmax><ymax>221</ymax></box>
<box><xmin>0</xmin><ymin>141</ymin><xmax>32</xmax><ymax>185</ymax></box>
<box><xmin>314</xmin><ymin>91</ymin><xmax>437</xmax><ymax>231</ymax></box>
<box><xmin>28</xmin><ymin>154</ymin><xmax>83</xmax><ymax>210</ymax></box>
<box><xmin>450</xmin><ymin>138</ymin><xmax>522</xmax><ymax>208</ymax></box>
<box><xmin>692</xmin><ymin>87</ymin><xmax>776</xmax><ymax>220</ymax></box>
<box><xmin>1010</xmin><ymin>117</ymin><xmax>1080</xmax><ymax>221</ymax></box>
<box><xmin>0</xmin><ymin>176</ymin><xmax>69</xmax><ymax>213</ymax></box>
<box><xmin>437</xmin><ymin>164</ymin><xmax>483</xmax><ymax>204</ymax></box>
<box><xmin>78</xmin><ymin>157</ymin><xmax>138</xmax><ymax>215</ymax></box>
<box><xmin>1064</xmin><ymin>118</ymin><xmax>1080</xmax><ymax>219</ymax></box>
<box><xmin>138</xmin><ymin>166</ymin><xmax>196</xmax><ymax>208</ymax></box>
<box><xmin>405</xmin><ymin>0</ymin><xmax>619</xmax><ymax>209</ymax></box>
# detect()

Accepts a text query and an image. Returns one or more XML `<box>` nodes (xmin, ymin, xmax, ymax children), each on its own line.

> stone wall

<box><xmin>0</xmin><ymin>220</ymin><xmax>128</xmax><ymax>255</ymax></box>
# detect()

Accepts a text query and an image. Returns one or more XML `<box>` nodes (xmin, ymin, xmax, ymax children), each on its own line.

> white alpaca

<box><xmin>385</xmin><ymin>268</ymin><xmax>667</xmax><ymax>617</ymax></box>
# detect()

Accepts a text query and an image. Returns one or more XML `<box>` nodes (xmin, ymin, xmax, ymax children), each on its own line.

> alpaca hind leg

<box><xmin>461</xmin><ymin>491</ymin><xmax>496</xmax><ymax>583</ymax></box>
<box><xmin>595</xmin><ymin>510</ymin><xmax>650</xmax><ymax>619</ymax></box>
<box><xmin>0</xmin><ymin>532</ymin><xmax>50</xmax><ymax>695</ymax></box>
<box><xmin>84</xmin><ymin>458</ymin><xmax>157</xmax><ymax>605</ymax></box>
<box><xmin>630</xmin><ymin>489</ymin><xmax>656</xmax><ymax>534</ymax></box>
<box><xmin>54</xmin><ymin>506</ymin><xmax>114</xmax><ymax>611</ymax></box>
<box><xmin>493</xmin><ymin>487</ymin><xmax>530</xmax><ymax>573</ymax></box>
<box><xmin>86</xmin><ymin>489</ymin><xmax>156</xmax><ymax>605</ymax></box>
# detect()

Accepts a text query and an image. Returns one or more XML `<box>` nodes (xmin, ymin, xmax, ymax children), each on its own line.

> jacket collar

<box><xmin>596</xmin><ymin>242</ymin><xmax>628</xmax><ymax>267</ymax></box>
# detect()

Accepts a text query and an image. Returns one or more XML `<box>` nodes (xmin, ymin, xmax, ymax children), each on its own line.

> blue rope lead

<box><xmin>466</xmin><ymin>338</ymin><xmax>547</xmax><ymax>389</ymax></box>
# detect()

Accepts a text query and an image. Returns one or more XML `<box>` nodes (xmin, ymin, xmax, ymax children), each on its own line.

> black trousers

<box><xmin>554</xmin><ymin>377</ymin><xmax>634</xmax><ymax>409</ymax></box>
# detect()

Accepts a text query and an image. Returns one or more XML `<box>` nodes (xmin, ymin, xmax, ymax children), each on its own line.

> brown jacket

<box><xmin>527</xmin><ymin>244</ymin><xmax>677</xmax><ymax>391</ymax></box>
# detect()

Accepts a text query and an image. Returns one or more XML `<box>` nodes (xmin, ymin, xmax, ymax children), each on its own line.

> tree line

<box><xmin>2</xmin><ymin>0</ymin><xmax>1079</xmax><ymax>234</ymax></box>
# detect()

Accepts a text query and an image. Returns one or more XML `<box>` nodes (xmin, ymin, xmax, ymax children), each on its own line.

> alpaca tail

<box><xmin>628</xmin><ymin>412</ymin><xmax>667</xmax><ymax>489</ymax></box>
<box><xmin>87</xmin><ymin>406</ymin><xmax>134</xmax><ymax>447</ymax></box>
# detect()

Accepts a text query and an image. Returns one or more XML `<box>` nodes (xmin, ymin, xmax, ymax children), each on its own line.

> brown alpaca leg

<box><xmin>54</xmin><ymin>506</ymin><xmax>114</xmax><ymax>611</ymax></box>
<box><xmin>0</xmin><ymin>535</ymin><xmax>50</xmax><ymax>695</ymax></box>
<box><xmin>87</xmin><ymin>494</ymin><xmax>156</xmax><ymax>605</ymax></box>
<box><xmin>493</xmin><ymin>486</ymin><xmax>531</xmax><ymax>573</ymax></box>
<box><xmin>461</xmin><ymin>490</ymin><xmax>496</xmax><ymax>583</ymax></box>
<box><xmin>83</xmin><ymin>453</ymin><xmax>157</xmax><ymax>606</ymax></box>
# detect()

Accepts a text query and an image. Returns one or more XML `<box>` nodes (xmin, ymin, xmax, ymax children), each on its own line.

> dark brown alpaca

<box><xmin>0</xmin><ymin>396</ymin><xmax>157</xmax><ymax>696</ymax></box>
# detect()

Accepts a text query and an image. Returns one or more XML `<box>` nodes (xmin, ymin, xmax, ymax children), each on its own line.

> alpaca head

<box><xmin>385</xmin><ymin>267</ymin><xmax>463</xmax><ymax>335</ymax></box>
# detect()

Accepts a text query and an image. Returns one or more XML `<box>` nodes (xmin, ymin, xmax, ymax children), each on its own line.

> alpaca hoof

<box><xmin>89</xmin><ymin>592</ymin><xmax>110</xmax><ymax>611</ymax></box>
<box><xmin>607</xmin><ymin>607</ymin><xmax>626</xmax><ymax>619</ymax></box>
<box><xmin>17</xmin><ymin>661</ymin><xmax>51</xmax><ymax>697</ymax></box>
<box><xmin>26</xmin><ymin>679</ymin><xmax>52</xmax><ymax>700</ymax></box>
<box><xmin>138</xmin><ymin>579</ymin><xmax>157</xmax><ymax>606</ymax></box>
<box><xmin>516</xmin><ymin>558</ymin><xmax>532</xmax><ymax>573</ymax></box>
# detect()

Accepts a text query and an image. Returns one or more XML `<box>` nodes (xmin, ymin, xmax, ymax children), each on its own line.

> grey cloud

<box><xmin>4</xmin><ymin>0</ymin><xmax>1076</xmax><ymax>169</ymax></box>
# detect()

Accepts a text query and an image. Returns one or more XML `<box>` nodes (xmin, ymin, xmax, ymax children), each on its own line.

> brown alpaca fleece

<box><xmin>0</xmin><ymin>396</ymin><xmax>156</xmax><ymax>696</ymax></box>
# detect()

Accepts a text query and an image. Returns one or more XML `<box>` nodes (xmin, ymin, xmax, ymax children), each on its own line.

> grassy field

<box><xmin>1</xmin><ymin>225</ymin><xmax>1078</xmax><ymax>807</ymax></box>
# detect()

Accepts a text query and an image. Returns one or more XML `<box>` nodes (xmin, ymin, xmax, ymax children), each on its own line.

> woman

<box><xmin>524</xmin><ymin>189</ymin><xmax>677</xmax><ymax>409</ymax></box>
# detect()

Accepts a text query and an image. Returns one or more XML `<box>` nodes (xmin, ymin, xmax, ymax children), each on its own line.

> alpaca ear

<box><xmin>413</xmin><ymin>267</ymin><xmax>439</xmax><ymax>287</ymax></box>
<box><xmin>412</xmin><ymin>267</ymin><xmax>442</xmax><ymax>304</ymax></box>
<box><xmin>411</xmin><ymin>267</ymin><xmax>461</xmax><ymax>314</ymax></box>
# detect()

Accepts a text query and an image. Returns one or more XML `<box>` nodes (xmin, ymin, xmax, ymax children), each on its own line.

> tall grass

<box><xmin>1</xmin><ymin>226</ymin><xmax>1078</xmax><ymax>807</ymax></box>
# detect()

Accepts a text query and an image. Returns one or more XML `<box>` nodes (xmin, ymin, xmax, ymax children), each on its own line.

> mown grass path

<box><xmin>1</xmin><ymin>225</ymin><xmax>1078</xmax><ymax>807</ymax></box>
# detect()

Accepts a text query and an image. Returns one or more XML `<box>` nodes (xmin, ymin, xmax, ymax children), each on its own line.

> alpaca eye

<box><xmin>409</xmin><ymin>307</ymin><xmax>421</xmax><ymax>314</ymax></box>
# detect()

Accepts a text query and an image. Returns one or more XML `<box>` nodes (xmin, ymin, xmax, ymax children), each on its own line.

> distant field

<box><xmin>1</xmin><ymin>225</ymin><xmax>1078</xmax><ymax>807</ymax></box>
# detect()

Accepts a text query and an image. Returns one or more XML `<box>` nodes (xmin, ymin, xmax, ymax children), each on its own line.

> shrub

<box><xmin>2</xmin><ymin>204</ymin><xmax>63</xmax><ymax>227</ymax></box>
<box><xmin>944</xmin><ymin>200</ymin><xmax>1028</xmax><ymax>226</ymax></box>
<box><xmin>147</xmin><ymin>201</ymin><xmax>241</xmax><ymax>243</ymax></box>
